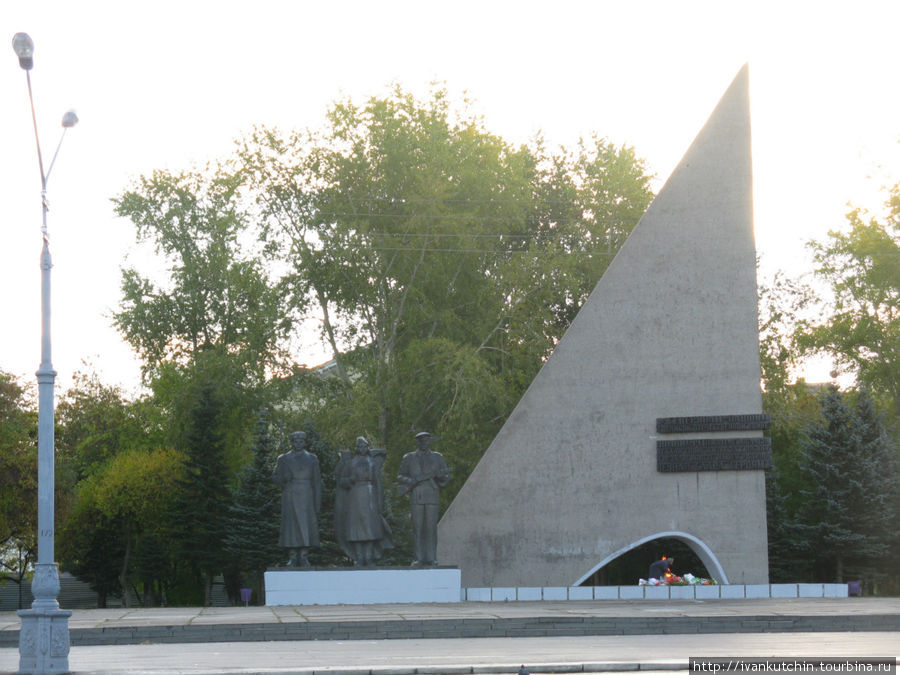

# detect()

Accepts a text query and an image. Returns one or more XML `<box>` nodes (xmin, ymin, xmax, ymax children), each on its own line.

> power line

<box><xmin>348</xmin><ymin>246</ymin><xmax>618</xmax><ymax>255</ymax></box>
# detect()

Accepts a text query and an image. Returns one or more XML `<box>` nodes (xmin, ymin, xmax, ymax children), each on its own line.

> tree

<box><xmin>236</xmin><ymin>85</ymin><xmax>653</xmax><ymax>495</ymax></box>
<box><xmin>57</xmin><ymin>493</ymin><xmax>123</xmax><ymax>608</ymax></box>
<box><xmin>169</xmin><ymin>383</ymin><xmax>231</xmax><ymax>606</ymax></box>
<box><xmin>758</xmin><ymin>270</ymin><xmax>828</xmax><ymax>580</ymax></box>
<box><xmin>149</xmin><ymin>349</ymin><xmax>272</xmax><ymax>473</ymax></box>
<box><xmin>799</xmin><ymin>183</ymin><xmax>900</xmax><ymax>414</ymax></box>
<box><xmin>224</xmin><ymin>413</ymin><xmax>280</xmax><ymax>601</ymax></box>
<box><xmin>56</xmin><ymin>368</ymin><xmax>166</xmax><ymax>481</ymax></box>
<box><xmin>113</xmin><ymin>169</ymin><xmax>291</xmax><ymax>379</ymax></box>
<box><xmin>793</xmin><ymin>385</ymin><xmax>899</xmax><ymax>583</ymax></box>
<box><xmin>851</xmin><ymin>388</ymin><xmax>900</xmax><ymax>591</ymax></box>
<box><xmin>58</xmin><ymin>447</ymin><xmax>184</xmax><ymax>606</ymax></box>
<box><xmin>0</xmin><ymin>370</ymin><xmax>37</xmax><ymax>606</ymax></box>
<box><xmin>114</xmin><ymin>169</ymin><xmax>294</xmax><ymax>470</ymax></box>
<box><xmin>300</xmin><ymin>421</ymin><xmax>344</xmax><ymax>566</ymax></box>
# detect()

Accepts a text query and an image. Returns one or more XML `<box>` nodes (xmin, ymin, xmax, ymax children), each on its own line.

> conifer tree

<box><xmin>170</xmin><ymin>383</ymin><xmax>231</xmax><ymax>605</ymax></box>
<box><xmin>766</xmin><ymin>465</ymin><xmax>808</xmax><ymax>582</ymax></box>
<box><xmin>851</xmin><ymin>389</ymin><xmax>900</xmax><ymax>586</ymax></box>
<box><xmin>795</xmin><ymin>385</ymin><xmax>897</xmax><ymax>582</ymax></box>
<box><xmin>225</xmin><ymin>413</ymin><xmax>280</xmax><ymax>600</ymax></box>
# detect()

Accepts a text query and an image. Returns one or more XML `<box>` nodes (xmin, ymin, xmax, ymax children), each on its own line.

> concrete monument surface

<box><xmin>264</xmin><ymin>567</ymin><xmax>461</xmax><ymax>606</ymax></box>
<box><xmin>437</xmin><ymin>65</ymin><xmax>770</xmax><ymax>587</ymax></box>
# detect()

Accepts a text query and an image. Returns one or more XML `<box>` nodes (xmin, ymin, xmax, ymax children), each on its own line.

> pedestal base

<box><xmin>17</xmin><ymin>607</ymin><xmax>72</xmax><ymax>675</ymax></box>
<box><xmin>265</xmin><ymin>567</ymin><xmax>461</xmax><ymax>605</ymax></box>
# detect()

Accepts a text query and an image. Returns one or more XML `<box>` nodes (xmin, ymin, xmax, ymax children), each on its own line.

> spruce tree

<box><xmin>851</xmin><ymin>389</ymin><xmax>899</xmax><ymax>587</ymax></box>
<box><xmin>795</xmin><ymin>385</ymin><xmax>896</xmax><ymax>583</ymax></box>
<box><xmin>170</xmin><ymin>383</ymin><xmax>231</xmax><ymax>605</ymax></box>
<box><xmin>766</xmin><ymin>465</ymin><xmax>808</xmax><ymax>582</ymax></box>
<box><xmin>224</xmin><ymin>413</ymin><xmax>280</xmax><ymax>601</ymax></box>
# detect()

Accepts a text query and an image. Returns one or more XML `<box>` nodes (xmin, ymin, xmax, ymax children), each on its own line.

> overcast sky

<box><xmin>2</xmin><ymin>1</ymin><xmax>898</xmax><ymax>394</ymax></box>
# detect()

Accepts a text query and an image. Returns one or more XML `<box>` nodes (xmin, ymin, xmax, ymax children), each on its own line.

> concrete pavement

<box><xmin>1</xmin><ymin>631</ymin><xmax>898</xmax><ymax>674</ymax></box>
<box><xmin>1</xmin><ymin>599</ymin><xmax>898</xmax><ymax>673</ymax></box>
<box><xmin>3</xmin><ymin>598</ymin><xmax>900</xmax><ymax>647</ymax></box>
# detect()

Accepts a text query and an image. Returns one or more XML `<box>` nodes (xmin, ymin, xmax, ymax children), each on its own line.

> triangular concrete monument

<box><xmin>438</xmin><ymin>65</ymin><xmax>770</xmax><ymax>587</ymax></box>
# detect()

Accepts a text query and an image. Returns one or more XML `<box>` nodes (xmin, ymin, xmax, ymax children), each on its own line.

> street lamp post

<box><xmin>12</xmin><ymin>32</ymin><xmax>77</xmax><ymax>675</ymax></box>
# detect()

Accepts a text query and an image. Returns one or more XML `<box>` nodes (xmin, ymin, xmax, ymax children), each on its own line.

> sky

<box><xmin>1</xmin><ymin>1</ymin><xmax>898</xmax><ymax>395</ymax></box>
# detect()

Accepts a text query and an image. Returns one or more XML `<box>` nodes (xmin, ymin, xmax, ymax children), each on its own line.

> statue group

<box><xmin>273</xmin><ymin>431</ymin><xmax>451</xmax><ymax>568</ymax></box>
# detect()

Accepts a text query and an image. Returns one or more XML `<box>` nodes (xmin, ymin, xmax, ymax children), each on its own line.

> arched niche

<box><xmin>573</xmin><ymin>531</ymin><xmax>730</xmax><ymax>586</ymax></box>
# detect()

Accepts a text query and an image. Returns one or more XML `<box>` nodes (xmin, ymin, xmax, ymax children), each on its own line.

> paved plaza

<box><xmin>1</xmin><ymin>598</ymin><xmax>898</xmax><ymax>673</ymax></box>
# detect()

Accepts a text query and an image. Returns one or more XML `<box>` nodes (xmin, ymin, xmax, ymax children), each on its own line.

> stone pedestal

<box><xmin>18</xmin><ymin>563</ymin><xmax>71</xmax><ymax>674</ymax></box>
<box><xmin>265</xmin><ymin>567</ymin><xmax>461</xmax><ymax>605</ymax></box>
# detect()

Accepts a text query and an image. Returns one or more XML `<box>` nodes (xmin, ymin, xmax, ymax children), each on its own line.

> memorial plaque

<box><xmin>656</xmin><ymin>414</ymin><xmax>771</xmax><ymax>434</ymax></box>
<box><xmin>657</xmin><ymin>437</ymin><xmax>772</xmax><ymax>472</ymax></box>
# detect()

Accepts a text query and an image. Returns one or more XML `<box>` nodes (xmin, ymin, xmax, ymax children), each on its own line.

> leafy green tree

<box><xmin>793</xmin><ymin>385</ymin><xmax>898</xmax><ymax>583</ymax></box>
<box><xmin>765</xmin><ymin>465</ymin><xmax>803</xmax><ymax>582</ymax></box>
<box><xmin>114</xmin><ymin>169</ymin><xmax>294</xmax><ymax>471</ymax></box>
<box><xmin>113</xmin><ymin>169</ymin><xmax>291</xmax><ymax>378</ymax></box>
<box><xmin>0</xmin><ymin>370</ymin><xmax>37</xmax><ymax>605</ymax></box>
<box><xmin>758</xmin><ymin>269</ymin><xmax>815</xmax><ymax>396</ymax></box>
<box><xmin>799</xmin><ymin>183</ymin><xmax>900</xmax><ymax>414</ymax></box>
<box><xmin>56</xmin><ymin>369</ymin><xmax>166</xmax><ymax>480</ymax></box>
<box><xmin>758</xmin><ymin>269</ymin><xmax>828</xmax><ymax>580</ymax></box>
<box><xmin>149</xmin><ymin>350</ymin><xmax>272</xmax><ymax>473</ymax></box>
<box><xmin>58</xmin><ymin>447</ymin><xmax>184</xmax><ymax>606</ymax></box>
<box><xmin>57</xmin><ymin>497</ymin><xmax>123</xmax><ymax>608</ymax></box>
<box><xmin>236</xmin><ymin>85</ymin><xmax>653</xmax><ymax>494</ymax></box>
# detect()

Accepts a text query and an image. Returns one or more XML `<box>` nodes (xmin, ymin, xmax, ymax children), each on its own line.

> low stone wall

<box><xmin>462</xmin><ymin>583</ymin><xmax>849</xmax><ymax>601</ymax></box>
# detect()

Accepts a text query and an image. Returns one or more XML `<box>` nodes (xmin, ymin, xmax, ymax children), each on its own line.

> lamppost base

<box><xmin>17</xmin><ymin>564</ymin><xmax>71</xmax><ymax>675</ymax></box>
<box><xmin>17</xmin><ymin>607</ymin><xmax>72</xmax><ymax>675</ymax></box>
<box><xmin>17</xmin><ymin>607</ymin><xmax>71</xmax><ymax>675</ymax></box>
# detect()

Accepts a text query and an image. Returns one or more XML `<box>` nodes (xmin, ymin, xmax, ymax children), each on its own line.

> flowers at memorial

<box><xmin>639</xmin><ymin>573</ymin><xmax>717</xmax><ymax>586</ymax></box>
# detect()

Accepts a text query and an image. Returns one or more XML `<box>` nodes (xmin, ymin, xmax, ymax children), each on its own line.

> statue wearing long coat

<box><xmin>273</xmin><ymin>448</ymin><xmax>323</xmax><ymax>548</ymax></box>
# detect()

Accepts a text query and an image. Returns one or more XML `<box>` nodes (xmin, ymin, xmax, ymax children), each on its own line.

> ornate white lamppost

<box><xmin>12</xmin><ymin>31</ymin><xmax>77</xmax><ymax>675</ymax></box>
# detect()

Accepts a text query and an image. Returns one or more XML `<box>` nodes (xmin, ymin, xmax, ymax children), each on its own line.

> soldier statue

<box><xmin>272</xmin><ymin>431</ymin><xmax>323</xmax><ymax>567</ymax></box>
<box><xmin>397</xmin><ymin>431</ymin><xmax>451</xmax><ymax>566</ymax></box>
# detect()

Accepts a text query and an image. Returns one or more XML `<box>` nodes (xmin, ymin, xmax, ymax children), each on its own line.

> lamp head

<box><xmin>62</xmin><ymin>110</ymin><xmax>79</xmax><ymax>128</ymax></box>
<box><xmin>12</xmin><ymin>32</ymin><xmax>34</xmax><ymax>70</ymax></box>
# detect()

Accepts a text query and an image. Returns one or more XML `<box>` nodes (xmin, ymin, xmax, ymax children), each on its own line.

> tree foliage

<box><xmin>0</xmin><ymin>370</ymin><xmax>37</xmax><ymax>604</ymax></box>
<box><xmin>113</xmin><ymin>170</ymin><xmax>291</xmax><ymax>378</ymax></box>
<box><xmin>791</xmin><ymin>385</ymin><xmax>899</xmax><ymax>583</ymax></box>
<box><xmin>44</xmin><ymin>85</ymin><xmax>900</xmax><ymax>597</ymax></box>
<box><xmin>224</xmin><ymin>413</ymin><xmax>280</xmax><ymax>600</ymax></box>
<box><xmin>59</xmin><ymin>447</ymin><xmax>184</xmax><ymax>606</ymax></box>
<box><xmin>56</xmin><ymin>369</ymin><xmax>166</xmax><ymax>481</ymax></box>
<box><xmin>169</xmin><ymin>383</ymin><xmax>231</xmax><ymax>606</ymax></box>
<box><xmin>762</xmin><ymin>183</ymin><xmax>900</xmax><ymax>589</ymax></box>
<box><xmin>57</xmin><ymin>496</ymin><xmax>123</xmax><ymax>607</ymax></box>
<box><xmin>235</xmin><ymin>85</ymin><xmax>654</xmax><ymax>498</ymax></box>
<box><xmin>799</xmin><ymin>184</ymin><xmax>900</xmax><ymax>413</ymax></box>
